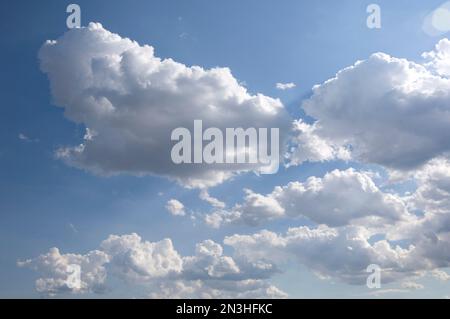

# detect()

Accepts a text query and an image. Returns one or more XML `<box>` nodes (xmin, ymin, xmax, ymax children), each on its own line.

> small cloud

<box><xmin>401</xmin><ymin>281</ymin><xmax>424</xmax><ymax>290</ymax></box>
<box><xmin>165</xmin><ymin>199</ymin><xmax>186</xmax><ymax>216</ymax></box>
<box><xmin>69</xmin><ymin>223</ymin><xmax>79</xmax><ymax>233</ymax></box>
<box><xmin>179</xmin><ymin>32</ymin><xmax>189</xmax><ymax>39</ymax></box>
<box><xmin>18</xmin><ymin>133</ymin><xmax>29</xmax><ymax>141</ymax></box>
<box><xmin>275</xmin><ymin>82</ymin><xmax>296</xmax><ymax>90</ymax></box>
<box><xmin>18</xmin><ymin>133</ymin><xmax>38</xmax><ymax>143</ymax></box>
<box><xmin>199</xmin><ymin>190</ymin><xmax>225</xmax><ymax>209</ymax></box>
<box><xmin>431</xmin><ymin>269</ymin><xmax>450</xmax><ymax>281</ymax></box>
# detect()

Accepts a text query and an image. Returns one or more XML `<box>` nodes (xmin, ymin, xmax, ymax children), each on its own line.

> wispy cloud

<box><xmin>18</xmin><ymin>133</ymin><xmax>38</xmax><ymax>143</ymax></box>
<box><xmin>276</xmin><ymin>82</ymin><xmax>296</xmax><ymax>90</ymax></box>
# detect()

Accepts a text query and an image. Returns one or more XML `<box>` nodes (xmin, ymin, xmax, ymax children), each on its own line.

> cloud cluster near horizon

<box><xmin>18</xmin><ymin>233</ymin><xmax>286</xmax><ymax>298</ymax></box>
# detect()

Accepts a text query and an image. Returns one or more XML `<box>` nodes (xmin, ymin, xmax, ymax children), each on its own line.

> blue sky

<box><xmin>1</xmin><ymin>0</ymin><xmax>450</xmax><ymax>298</ymax></box>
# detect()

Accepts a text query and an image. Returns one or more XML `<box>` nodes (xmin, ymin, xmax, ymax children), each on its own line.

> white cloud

<box><xmin>20</xmin><ymin>220</ymin><xmax>450</xmax><ymax>294</ymax></box>
<box><xmin>214</xmin><ymin>164</ymin><xmax>450</xmax><ymax>285</ymax></box>
<box><xmin>18</xmin><ymin>133</ymin><xmax>38</xmax><ymax>143</ymax></box>
<box><xmin>204</xmin><ymin>210</ymin><xmax>240</xmax><ymax>229</ymax></box>
<box><xmin>387</xmin><ymin>159</ymin><xmax>450</xmax><ymax>242</ymax></box>
<box><xmin>286</xmin><ymin>120</ymin><xmax>351</xmax><ymax>166</ymax></box>
<box><xmin>431</xmin><ymin>269</ymin><xmax>450</xmax><ymax>281</ymax></box>
<box><xmin>401</xmin><ymin>281</ymin><xmax>424</xmax><ymax>290</ymax></box>
<box><xmin>165</xmin><ymin>199</ymin><xmax>186</xmax><ymax>216</ymax></box>
<box><xmin>40</xmin><ymin>23</ymin><xmax>290</xmax><ymax>188</ymax></box>
<box><xmin>20</xmin><ymin>233</ymin><xmax>284</xmax><ymax>298</ymax></box>
<box><xmin>223</xmin><ymin>177</ymin><xmax>450</xmax><ymax>287</ymax></box>
<box><xmin>276</xmin><ymin>82</ymin><xmax>296</xmax><ymax>90</ymax></box>
<box><xmin>149</xmin><ymin>279</ymin><xmax>287</xmax><ymax>299</ymax></box>
<box><xmin>224</xmin><ymin>225</ymin><xmax>433</xmax><ymax>285</ymax></box>
<box><xmin>206</xmin><ymin>168</ymin><xmax>409</xmax><ymax>227</ymax></box>
<box><xmin>32</xmin><ymin>24</ymin><xmax>450</xmax><ymax>297</ymax></box>
<box><xmin>294</xmin><ymin>41</ymin><xmax>450</xmax><ymax>172</ymax></box>
<box><xmin>182</xmin><ymin>239</ymin><xmax>278</xmax><ymax>282</ymax></box>
<box><xmin>411</xmin><ymin>158</ymin><xmax>450</xmax><ymax>214</ymax></box>
<box><xmin>18</xmin><ymin>248</ymin><xmax>109</xmax><ymax>295</ymax></box>
<box><xmin>100</xmin><ymin>233</ymin><xmax>183</xmax><ymax>282</ymax></box>
<box><xmin>199</xmin><ymin>189</ymin><xmax>225</xmax><ymax>209</ymax></box>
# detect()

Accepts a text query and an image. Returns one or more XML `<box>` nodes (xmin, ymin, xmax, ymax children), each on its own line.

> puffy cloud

<box><xmin>224</xmin><ymin>225</ymin><xmax>437</xmax><ymax>285</ymax></box>
<box><xmin>223</xmin><ymin>173</ymin><xmax>450</xmax><ymax>287</ymax></box>
<box><xmin>33</xmin><ymin>23</ymin><xmax>450</xmax><ymax>296</ymax></box>
<box><xmin>295</xmin><ymin>41</ymin><xmax>450</xmax><ymax>171</ymax></box>
<box><xmin>182</xmin><ymin>240</ymin><xmax>240</xmax><ymax>280</ymax></box>
<box><xmin>431</xmin><ymin>269</ymin><xmax>450</xmax><ymax>281</ymax></box>
<box><xmin>286</xmin><ymin>120</ymin><xmax>350</xmax><ymax>166</ymax></box>
<box><xmin>17</xmin><ymin>248</ymin><xmax>109</xmax><ymax>295</ymax></box>
<box><xmin>423</xmin><ymin>38</ymin><xmax>450</xmax><ymax>76</ymax></box>
<box><xmin>20</xmin><ymin>233</ymin><xmax>284</xmax><ymax>298</ymax></box>
<box><xmin>20</xmin><ymin>226</ymin><xmax>450</xmax><ymax>294</ymax></box>
<box><xmin>182</xmin><ymin>240</ymin><xmax>277</xmax><ymax>281</ymax></box>
<box><xmin>387</xmin><ymin>159</ymin><xmax>450</xmax><ymax>241</ymax></box>
<box><xmin>204</xmin><ymin>210</ymin><xmax>236</xmax><ymax>229</ymax></box>
<box><xmin>100</xmin><ymin>233</ymin><xmax>183</xmax><ymax>282</ymax></box>
<box><xmin>410</xmin><ymin>158</ymin><xmax>450</xmax><ymax>214</ymax></box>
<box><xmin>40</xmin><ymin>23</ymin><xmax>290</xmax><ymax>188</ymax></box>
<box><xmin>165</xmin><ymin>199</ymin><xmax>186</xmax><ymax>216</ymax></box>
<box><xmin>206</xmin><ymin>168</ymin><xmax>409</xmax><ymax>227</ymax></box>
<box><xmin>149</xmin><ymin>279</ymin><xmax>287</xmax><ymax>299</ymax></box>
<box><xmin>275</xmin><ymin>82</ymin><xmax>296</xmax><ymax>90</ymax></box>
<box><xmin>237</xmin><ymin>189</ymin><xmax>286</xmax><ymax>225</ymax></box>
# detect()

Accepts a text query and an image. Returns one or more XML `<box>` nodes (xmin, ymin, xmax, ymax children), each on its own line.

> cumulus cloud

<box><xmin>291</xmin><ymin>40</ymin><xmax>450</xmax><ymax>172</ymax></box>
<box><xmin>224</xmin><ymin>224</ymin><xmax>449</xmax><ymax>285</ymax></box>
<box><xmin>100</xmin><ymin>233</ymin><xmax>183</xmax><ymax>282</ymax></box>
<box><xmin>205</xmin><ymin>168</ymin><xmax>409</xmax><ymax>227</ymax></box>
<box><xmin>19</xmin><ymin>218</ymin><xmax>450</xmax><ymax>294</ymax></box>
<box><xmin>386</xmin><ymin>159</ymin><xmax>450</xmax><ymax>242</ymax></box>
<box><xmin>221</xmin><ymin>161</ymin><xmax>450</xmax><ymax>285</ymax></box>
<box><xmin>148</xmin><ymin>279</ymin><xmax>287</xmax><ymax>299</ymax></box>
<box><xmin>40</xmin><ymin>23</ymin><xmax>290</xmax><ymax>188</ymax></box>
<box><xmin>410</xmin><ymin>158</ymin><xmax>450</xmax><ymax>214</ymax></box>
<box><xmin>33</xmin><ymin>24</ymin><xmax>450</xmax><ymax>296</ymax></box>
<box><xmin>18</xmin><ymin>248</ymin><xmax>109</xmax><ymax>295</ymax></box>
<box><xmin>19</xmin><ymin>233</ymin><xmax>284</xmax><ymax>298</ymax></box>
<box><xmin>286</xmin><ymin>120</ymin><xmax>351</xmax><ymax>166</ymax></box>
<box><xmin>165</xmin><ymin>199</ymin><xmax>186</xmax><ymax>216</ymax></box>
